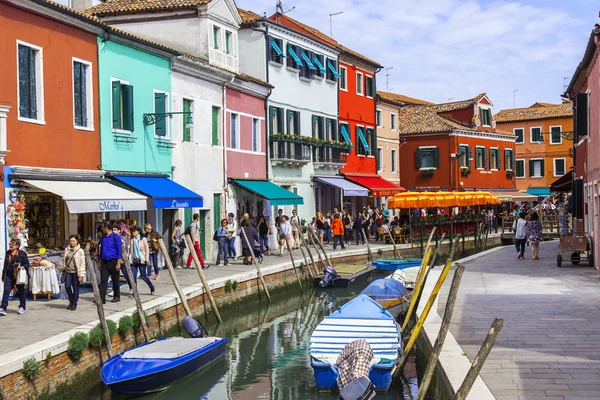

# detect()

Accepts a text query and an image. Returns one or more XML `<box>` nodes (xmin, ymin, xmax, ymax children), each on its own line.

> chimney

<box><xmin>70</xmin><ymin>0</ymin><xmax>96</xmax><ymax>11</ymax></box>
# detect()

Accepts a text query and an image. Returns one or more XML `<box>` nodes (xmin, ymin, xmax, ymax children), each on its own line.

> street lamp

<box><xmin>143</xmin><ymin>112</ymin><xmax>194</xmax><ymax>129</ymax></box>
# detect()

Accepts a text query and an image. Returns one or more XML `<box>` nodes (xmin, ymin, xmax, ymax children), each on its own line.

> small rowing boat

<box><xmin>359</xmin><ymin>278</ymin><xmax>411</xmax><ymax>319</ymax></box>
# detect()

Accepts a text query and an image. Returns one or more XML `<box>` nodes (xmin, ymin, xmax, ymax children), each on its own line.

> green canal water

<box><xmin>75</xmin><ymin>279</ymin><xmax>418</xmax><ymax>400</ymax></box>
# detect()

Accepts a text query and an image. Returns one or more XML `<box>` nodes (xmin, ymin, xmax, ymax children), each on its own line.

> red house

<box><xmin>397</xmin><ymin>94</ymin><xmax>517</xmax><ymax>195</ymax></box>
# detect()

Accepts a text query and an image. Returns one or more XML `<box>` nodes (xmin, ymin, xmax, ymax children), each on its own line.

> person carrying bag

<box><xmin>0</xmin><ymin>239</ymin><xmax>30</xmax><ymax>316</ymax></box>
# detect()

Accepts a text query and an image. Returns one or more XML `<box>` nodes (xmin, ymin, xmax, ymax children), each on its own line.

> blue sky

<box><xmin>237</xmin><ymin>0</ymin><xmax>598</xmax><ymax>111</ymax></box>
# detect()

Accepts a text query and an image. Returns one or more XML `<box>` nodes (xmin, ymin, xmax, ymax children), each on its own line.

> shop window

<box><xmin>17</xmin><ymin>41</ymin><xmax>44</xmax><ymax>122</ymax></box>
<box><xmin>112</xmin><ymin>79</ymin><xmax>134</xmax><ymax>132</ymax></box>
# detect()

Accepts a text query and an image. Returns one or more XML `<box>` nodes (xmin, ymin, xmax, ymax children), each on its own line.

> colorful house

<box><xmin>565</xmin><ymin>24</ymin><xmax>600</xmax><ymax>269</ymax></box>
<box><xmin>397</xmin><ymin>94</ymin><xmax>521</xmax><ymax>200</ymax></box>
<box><xmin>494</xmin><ymin>102</ymin><xmax>573</xmax><ymax>198</ymax></box>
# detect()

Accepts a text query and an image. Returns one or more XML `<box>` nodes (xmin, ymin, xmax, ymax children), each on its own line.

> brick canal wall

<box><xmin>0</xmin><ymin>237</ymin><xmax>499</xmax><ymax>400</ymax></box>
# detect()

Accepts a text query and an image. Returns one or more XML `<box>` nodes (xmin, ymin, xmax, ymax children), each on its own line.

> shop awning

<box><xmin>113</xmin><ymin>176</ymin><xmax>203</xmax><ymax>209</ymax></box>
<box><xmin>550</xmin><ymin>171</ymin><xmax>572</xmax><ymax>193</ymax></box>
<box><xmin>313</xmin><ymin>176</ymin><xmax>369</xmax><ymax>197</ymax></box>
<box><xmin>344</xmin><ymin>174</ymin><xmax>406</xmax><ymax>197</ymax></box>
<box><xmin>231</xmin><ymin>179</ymin><xmax>303</xmax><ymax>206</ymax></box>
<box><xmin>489</xmin><ymin>190</ymin><xmax>538</xmax><ymax>202</ymax></box>
<box><xmin>22</xmin><ymin>179</ymin><xmax>147</xmax><ymax>214</ymax></box>
<box><xmin>526</xmin><ymin>187</ymin><xmax>551</xmax><ymax>197</ymax></box>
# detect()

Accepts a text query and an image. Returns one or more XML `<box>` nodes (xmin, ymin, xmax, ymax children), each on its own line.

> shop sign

<box><xmin>99</xmin><ymin>201</ymin><xmax>124</xmax><ymax>211</ymax></box>
<box><xmin>153</xmin><ymin>198</ymin><xmax>204</xmax><ymax>209</ymax></box>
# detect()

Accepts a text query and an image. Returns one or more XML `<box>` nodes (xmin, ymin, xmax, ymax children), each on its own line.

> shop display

<box><xmin>28</xmin><ymin>257</ymin><xmax>61</xmax><ymax>299</ymax></box>
<box><xmin>6</xmin><ymin>189</ymin><xmax>29</xmax><ymax>250</ymax></box>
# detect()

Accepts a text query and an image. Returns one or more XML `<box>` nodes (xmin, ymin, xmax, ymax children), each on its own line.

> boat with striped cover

<box><xmin>309</xmin><ymin>294</ymin><xmax>402</xmax><ymax>392</ymax></box>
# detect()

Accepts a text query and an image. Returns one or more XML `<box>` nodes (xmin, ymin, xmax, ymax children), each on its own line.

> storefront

<box><xmin>312</xmin><ymin>176</ymin><xmax>368</xmax><ymax>216</ymax></box>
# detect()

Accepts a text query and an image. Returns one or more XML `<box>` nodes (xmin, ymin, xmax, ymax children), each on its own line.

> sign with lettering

<box><xmin>153</xmin><ymin>198</ymin><xmax>203</xmax><ymax>209</ymax></box>
<box><xmin>65</xmin><ymin>199</ymin><xmax>147</xmax><ymax>214</ymax></box>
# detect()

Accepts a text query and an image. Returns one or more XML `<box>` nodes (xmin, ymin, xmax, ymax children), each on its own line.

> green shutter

<box><xmin>212</xmin><ymin>106</ymin><xmax>219</xmax><ymax>145</ymax></box>
<box><xmin>268</xmin><ymin>106</ymin><xmax>274</xmax><ymax>135</ymax></box>
<box><xmin>213</xmin><ymin>27</ymin><xmax>218</xmax><ymax>49</ymax></box>
<box><xmin>112</xmin><ymin>81</ymin><xmax>121</xmax><ymax>129</ymax></box>
<box><xmin>213</xmin><ymin>194</ymin><xmax>221</xmax><ymax>232</ymax></box>
<box><xmin>286</xmin><ymin>109</ymin><xmax>291</xmax><ymax>134</ymax></box>
<box><xmin>225</xmin><ymin>32</ymin><xmax>230</xmax><ymax>54</ymax></box>
<box><xmin>540</xmin><ymin>159</ymin><xmax>545</xmax><ymax>177</ymax></box>
<box><xmin>529</xmin><ymin>159</ymin><xmax>534</xmax><ymax>177</ymax></box>
<box><xmin>415</xmin><ymin>148</ymin><xmax>423</xmax><ymax>169</ymax></box>
<box><xmin>482</xmin><ymin>149</ymin><xmax>487</xmax><ymax>169</ymax></box>
<box><xmin>122</xmin><ymin>85</ymin><xmax>134</xmax><ymax>131</ymax></box>
<box><xmin>433</xmin><ymin>147</ymin><xmax>440</xmax><ymax>168</ymax></box>
<box><xmin>154</xmin><ymin>93</ymin><xmax>167</xmax><ymax>137</ymax></box>
<box><xmin>183</xmin><ymin>99</ymin><xmax>191</xmax><ymax>142</ymax></box>
<box><xmin>199</xmin><ymin>211</ymin><xmax>206</xmax><ymax>255</ymax></box>
<box><xmin>294</xmin><ymin>111</ymin><xmax>301</xmax><ymax>135</ymax></box>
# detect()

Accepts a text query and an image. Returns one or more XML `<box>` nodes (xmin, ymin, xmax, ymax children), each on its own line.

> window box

<box><xmin>506</xmin><ymin>169</ymin><xmax>514</xmax><ymax>178</ymax></box>
<box><xmin>420</xmin><ymin>168</ymin><xmax>435</xmax><ymax>177</ymax></box>
<box><xmin>460</xmin><ymin>167</ymin><xmax>472</xmax><ymax>176</ymax></box>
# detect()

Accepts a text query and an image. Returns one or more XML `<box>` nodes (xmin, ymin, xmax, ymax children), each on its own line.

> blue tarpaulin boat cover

<box><xmin>360</xmin><ymin>279</ymin><xmax>409</xmax><ymax>301</ymax></box>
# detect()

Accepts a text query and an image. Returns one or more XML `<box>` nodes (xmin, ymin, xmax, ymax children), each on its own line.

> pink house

<box><xmin>566</xmin><ymin>24</ymin><xmax>600</xmax><ymax>271</ymax></box>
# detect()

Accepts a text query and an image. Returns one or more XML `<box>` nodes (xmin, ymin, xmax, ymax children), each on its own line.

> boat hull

<box><xmin>314</xmin><ymin>267</ymin><xmax>374</xmax><ymax>288</ymax></box>
<box><xmin>372</xmin><ymin>259</ymin><xmax>422</xmax><ymax>271</ymax></box>
<box><xmin>311</xmin><ymin>359</ymin><xmax>395</xmax><ymax>392</ymax></box>
<box><xmin>101</xmin><ymin>338</ymin><xmax>227</xmax><ymax>395</ymax></box>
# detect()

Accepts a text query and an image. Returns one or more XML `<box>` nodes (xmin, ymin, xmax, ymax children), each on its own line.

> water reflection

<box><xmin>78</xmin><ymin>282</ymin><xmax>418</xmax><ymax>400</ymax></box>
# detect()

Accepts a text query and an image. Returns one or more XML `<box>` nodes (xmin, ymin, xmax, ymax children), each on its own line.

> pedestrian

<box><xmin>185</xmin><ymin>213</ymin><xmax>209</xmax><ymax>269</ymax></box>
<box><xmin>316</xmin><ymin>212</ymin><xmax>325</xmax><ymax>244</ymax></box>
<box><xmin>129</xmin><ymin>225</ymin><xmax>155</xmax><ymax>295</ymax></box>
<box><xmin>0</xmin><ymin>239</ymin><xmax>30</xmax><ymax>316</ymax></box>
<box><xmin>241</xmin><ymin>221</ymin><xmax>260</xmax><ymax>264</ymax></box>
<box><xmin>373</xmin><ymin>208</ymin><xmax>384</xmax><ymax>241</ymax></box>
<box><xmin>98</xmin><ymin>222</ymin><xmax>123</xmax><ymax>304</ymax></box>
<box><xmin>331</xmin><ymin>213</ymin><xmax>345</xmax><ymax>250</ymax></box>
<box><xmin>227</xmin><ymin>213</ymin><xmax>238</xmax><ymax>261</ymax></box>
<box><xmin>512</xmin><ymin>212</ymin><xmax>528</xmax><ymax>260</ymax></box>
<box><xmin>170</xmin><ymin>219</ymin><xmax>184</xmax><ymax>269</ymax></box>
<box><xmin>525</xmin><ymin>212</ymin><xmax>543</xmax><ymax>260</ymax></box>
<box><xmin>381</xmin><ymin>204</ymin><xmax>389</xmax><ymax>218</ymax></box>
<box><xmin>353</xmin><ymin>213</ymin><xmax>366</xmax><ymax>245</ymax></box>
<box><xmin>342</xmin><ymin>211</ymin><xmax>353</xmax><ymax>245</ymax></box>
<box><xmin>144</xmin><ymin>223</ymin><xmax>162</xmax><ymax>280</ymax></box>
<box><xmin>278</xmin><ymin>215</ymin><xmax>292</xmax><ymax>256</ymax></box>
<box><xmin>257</xmin><ymin>215</ymin><xmax>271</xmax><ymax>257</ymax></box>
<box><xmin>215</xmin><ymin>219</ymin><xmax>229</xmax><ymax>266</ymax></box>
<box><xmin>290</xmin><ymin>209</ymin><xmax>301</xmax><ymax>249</ymax></box>
<box><xmin>63</xmin><ymin>234</ymin><xmax>86</xmax><ymax>311</ymax></box>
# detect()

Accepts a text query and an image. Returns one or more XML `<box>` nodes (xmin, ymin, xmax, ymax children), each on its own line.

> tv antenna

<box><xmin>276</xmin><ymin>1</ymin><xmax>295</xmax><ymax>14</ymax></box>
<box><xmin>385</xmin><ymin>67</ymin><xmax>393</xmax><ymax>92</ymax></box>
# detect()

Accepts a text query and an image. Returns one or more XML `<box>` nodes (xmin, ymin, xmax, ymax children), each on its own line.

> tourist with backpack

<box><xmin>215</xmin><ymin>219</ymin><xmax>229</xmax><ymax>266</ymax></box>
<box><xmin>185</xmin><ymin>213</ymin><xmax>209</xmax><ymax>269</ymax></box>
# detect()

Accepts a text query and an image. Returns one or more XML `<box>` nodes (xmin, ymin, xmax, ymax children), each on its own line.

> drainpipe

<box><xmin>251</xmin><ymin>22</ymin><xmax>270</xmax><ymax>180</ymax></box>
<box><xmin>374</xmin><ymin>66</ymin><xmax>382</xmax><ymax>179</ymax></box>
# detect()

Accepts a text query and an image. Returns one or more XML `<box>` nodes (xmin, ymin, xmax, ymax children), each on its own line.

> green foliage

<box><xmin>155</xmin><ymin>308</ymin><xmax>165</xmax><ymax>322</ymax></box>
<box><xmin>298</xmin><ymin>262</ymin><xmax>305</xmax><ymax>271</ymax></box>
<box><xmin>225</xmin><ymin>279</ymin><xmax>233</xmax><ymax>292</ymax></box>
<box><xmin>118</xmin><ymin>315</ymin><xmax>133</xmax><ymax>338</ymax></box>
<box><xmin>132</xmin><ymin>312</ymin><xmax>150</xmax><ymax>330</ymax></box>
<box><xmin>45</xmin><ymin>352</ymin><xmax>52</xmax><ymax>367</ymax></box>
<box><xmin>22</xmin><ymin>357</ymin><xmax>41</xmax><ymax>380</ymax></box>
<box><xmin>377</xmin><ymin>248</ymin><xmax>383</xmax><ymax>256</ymax></box>
<box><xmin>67</xmin><ymin>332</ymin><xmax>89</xmax><ymax>361</ymax></box>
<box><xmin>231</xmin><ymin>280</ymin><xmax>238</xmax><ymax>290</ymax></box>
<box><xmin>89</xmin><ymin>321</ymin><xmax>117</xmax><ymax>347</ymax></box>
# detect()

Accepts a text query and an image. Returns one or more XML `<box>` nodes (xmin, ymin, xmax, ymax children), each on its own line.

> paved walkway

<box><xmin>0</xmin><ymin>241</ymin><xmax>395</xmax><ymax>356</ymax></box>
<box><xmin>439</xmin><ymin>241</ymin><xmax>600</xmax><ymax>400</ymax></box>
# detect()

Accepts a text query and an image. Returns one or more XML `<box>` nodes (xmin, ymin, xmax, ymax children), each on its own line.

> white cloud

<box><xmin>237</xmin><ymin>0</ymin><xmax>596</xmax><ymax>110</ymax></box>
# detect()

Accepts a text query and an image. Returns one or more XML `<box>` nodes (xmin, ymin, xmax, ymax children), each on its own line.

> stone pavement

<box><xmin>438</xmin><ymin>241</ymin><xmax>600</xmax><ymax>400</ymax></box>
<box><xmin>0</xmin><ymin>240</ymin><xmax>394</xmax><ymax>356</ymax></box>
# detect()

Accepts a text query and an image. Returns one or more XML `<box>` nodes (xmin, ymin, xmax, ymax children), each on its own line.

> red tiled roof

<box><xmin>494</xmin><ymin>102</ymin><xmax>573</xmax><ymax>123</ymax></box>
<box><xmin>238</xmin><ymin>7</ymin><xmax>262</xmax><ymax>24</ymax></box>
<box><xmin>87</xmin><ymin>0</ymin><xmax>210</xmax><ymax>17</ymax></box>
<box><xmin>377</xmin><ymin>91</ymin><xmax>433</xmax><ymax>106</ymax></box>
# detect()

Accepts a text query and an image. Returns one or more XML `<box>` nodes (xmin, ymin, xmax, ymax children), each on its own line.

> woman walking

<box><xmin>64</xmin><ymin>235</ymin><xmax>86</xmax><ymax>311</ymax></box>
<box><xmin>144</xmin><ymin>223</ymin><xmax>162</xmax><ymax>280</ymax></box>
<box><xmin>324</xmin><ymin>212</ymin><xmax>332</xmax><ymax>245</ymax></box>
<box><xmin>227</xmin><ymin>213</ymin><xmax>238</xmax><ymax>261</ymax></box>
<box><xmin>342</xmin><ymin>211</ymin><xmax>353</xmax><ymax>246</ymax></box>
<box><xmin>278</xmin><ymin>215</ymin><xmax>292</xmax><ymax>256</ymax></box>
<box><xmin>215</xmin><ymin>219</ymin><xmax>230</xmax><ymax>266</ymax></box>
<box><xmin>0</xmin><ymin>239</ymin><xmax>30</xmax><ymax>315</ymax></box>
<box><xmin>129</xmin><ymin>226</ymin><xmax>155</xmax><ymax>295</ymax></box>
<box><xmin>257</xmin><ymin>215</ymin><xmax>270</xmax><ymax>257</ymax></box>
<box><xmin>525</xmin><ymin>212</ymin><xmax>543</xmax><ymax>260</ymax></box>
<box><xmin>171</xmin><ymin>220</ymin><xmax>184</xmax><ymax>269</ymax></box>
<box><xmin>316</xmin><ymin>212</ymin><xmax>325</xmax><ymax>245</ymax></box>
<box><xmin>241</xmin><ymin>220</ymin><xmax>260</xmax><ymax>264</ymax></box>
<box><xmin>290</xmin><ymin>210</ymin><xmax>301</xmax><ymax>249</ymax></box>
<box><xmin>512</xmin><ymin>212</ymin><xmax>528</xmax><ymax>260</ymax></box>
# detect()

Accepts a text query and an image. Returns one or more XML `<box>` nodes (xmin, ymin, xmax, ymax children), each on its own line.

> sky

<box><xmin>236</xmin><ymin>0</ymin><xmax>598</xmax><ymax>111</ymax></box>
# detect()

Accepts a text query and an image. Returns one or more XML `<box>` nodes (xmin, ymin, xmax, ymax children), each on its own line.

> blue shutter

<box><xmin>270</xmin><ymin>39</ymin><xmax>284</xmax><ymax>56</ymax></box>
<box><xmin>313</xmin><ymin>55</ymin><xmax>326</xmax><ymax>73</ymax></box>
<box><xmin>154</xmin><ymin>92</ymin><xmax>167</xmax><ymax>137</ymax></box>
<box><xmin>357</xmin><ymin>127</ymin><xmax>371</xmax><ymax>152</ymax></box>
<box><xmin>288</xmin><ymin>46</ymin><xmax>303</xmax><ymax>66</ymax></box>
<box><xmin>340</xmin><ymin>124</ymin><xmax>352</xmax><ymax>145</ymax></box>
<box><xmin>327</xmin><ymin>60</ymin><xmax>341</xmax><ymax>79</ymax></box>
<box><xmin>302</xmin><ymin>52</ymin><xmax>316</xmax><ymax>70</ymax></box>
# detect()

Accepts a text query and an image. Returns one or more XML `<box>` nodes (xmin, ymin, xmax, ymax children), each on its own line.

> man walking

<box><xmin>186</xmin><ymin>213</ymin><xmax>209</xmax><ymax>269</ymax></box>
<box><xmin>99</xmin><ymin>222</ymin><xmax>122</xmax><ymax>304</ymax></box>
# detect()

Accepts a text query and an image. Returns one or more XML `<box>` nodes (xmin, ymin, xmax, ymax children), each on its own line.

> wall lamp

<box><xmin>143</xmin><ymin>112</ymin><xmax>193</xmax><ymax>129</ymax></box>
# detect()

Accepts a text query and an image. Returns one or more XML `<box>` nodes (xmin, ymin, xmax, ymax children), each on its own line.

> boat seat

<box><xmin>121</xmin><ymin>337</ymin><xmax>220</xmax><ymax>359</ymax></box>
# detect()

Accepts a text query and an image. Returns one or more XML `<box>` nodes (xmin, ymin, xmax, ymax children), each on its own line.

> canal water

<box><xmin>75</xmin><ymin>279</ymin><xmax>418</xmax><ymax>400</ymax></box>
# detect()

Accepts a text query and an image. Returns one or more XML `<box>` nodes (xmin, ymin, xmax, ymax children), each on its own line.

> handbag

<box><xmin>16</xmin><ymin>266</ymin><xmax>27</xmax><ymax>286</ymax></box>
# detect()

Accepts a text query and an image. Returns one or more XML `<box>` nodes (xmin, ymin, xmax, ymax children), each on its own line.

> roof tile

<box><xmin>87</xmin><ymin>0</ymin><xmax>210</xmax><ymax>17</ymax></box>
<box><xmin>494</xmin><ymin>102</ymin><xmax>573</xmax><ymax>123</ymax></box>
<box><xmin>377</xmin><ymin>90</ymin><xmax>433</xmax><ymax>106</ymax></box>
<box><xmin>238</xmin><ymin>8</ymin><xmax>262</xmax><ymax>24</ymax></box>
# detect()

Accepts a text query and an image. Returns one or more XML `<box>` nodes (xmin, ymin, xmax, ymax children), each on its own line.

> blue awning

<box><xmin>288</xmin><ymin>47</ymin><xmax>303</xmax><ymax>66</ymax></box>
<box><xmin>313</xmin><ymin>56</ymin><xmax>326</xmax><ymax>73</ymax></box>
<box><xmin>327</xmin><ymin>61</ymin><xmax>341</xmax><ymax>78</ymax></box>
<box><xmin>301</xmin><ymin>52</ymin><xmax>316</xmax><ymax>70</ymax></box>
<box><xmin>340</xmin><ymin>125</ymin><xmax>352</xmax><ymax>146</ymax></box>
<box><xmin>113</xmin><ymin>176</ymin><xmax>203</xmax><ymax>209</ymax></box>
<box><xmin>357</xmin><ymin>127</ymin><xmax>371</xmax><ymax>152</ymax></box>
<box><xmin>526</xmin><ymin>187</ymin><xmax>551</xmax><ymax>196</ymax></box>
<box><xmin>313</xmin><ymin>177</ymin><xmax>368</xmax><ymax>197</ymax></box>
<box><xmin>270</xmin><ymin>40</ymin><xmax>285</xmax><ymax>57</ymax></box>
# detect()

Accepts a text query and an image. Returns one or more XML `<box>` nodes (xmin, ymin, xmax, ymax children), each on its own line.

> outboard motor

<box><xmin>182</xmin><ymin>316</ymin><xmax>208</xmax><ymax>338</ymax></box>
<box><xmin>338</xmin><ymin>376</ymin><xmax>375</xmax><ymax>400</ymax></box>
<box><xmin>320</xmin><ymin>266</ymin><xmax>338</xmax><ymax>287</ymax></box>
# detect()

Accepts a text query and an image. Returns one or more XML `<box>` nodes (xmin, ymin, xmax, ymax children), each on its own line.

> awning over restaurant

<box><xmin>113</xmin><ymin>175</ymin><xmax>203</xmax><ymax>209</ymax></box>
<box><xmin>526</xmin><ymin>187</ymin><xmax>551</xmax><ymax>197</ymax></box>
<box><xmin>343</xmin><ymin>174</ymin><xmax>406</xmax><ymax>197</ymax></box>
<box><xmin>22</xmin><ymin>179</ymin><xmax>147</xmax><ymax>214</ymax></box>
<box><xmin>489</xmin><ymin>190</ymin><xmax>538</xmax><ymax>202</ymax></box>
<box><xmin>231</xmin><ymin>179</ymin><xmax>304</xmax><ymax>206</ymax></box>
<box><xmin>550</xmin><ymin>171</ymin><xmax>572</xmax><ymax>193</ymax></box>
<box><xmin>313</xmin><ymin>176</ymin><xmax>369</xmax><ymax>197</ymax></box>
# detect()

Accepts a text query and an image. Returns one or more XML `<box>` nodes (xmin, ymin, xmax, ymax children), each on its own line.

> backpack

<box><xmin>213</xmin><ymin>229</ymin><xmax>219</xmax><ymax>241</ymax></box>
<box><xmin>184</xmin><ymin>224</ymin><xmax>192</xmax><ymax>236</ymax></box>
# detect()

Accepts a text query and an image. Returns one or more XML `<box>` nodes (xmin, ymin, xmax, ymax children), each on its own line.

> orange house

<box><xmin>494</xmin><ymin>102</ymin><xmax>573</xmax><ymax>196</ymax></box>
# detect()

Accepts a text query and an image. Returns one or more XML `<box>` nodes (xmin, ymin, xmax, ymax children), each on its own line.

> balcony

<box><xmin>313</xmin><ymin>146</ymin><xmax>348</xmax><ymax>170</ymax></box>
<box><xmin>270</xmin><ymin>137</ymin><xmax>311</xmax><ymax>167</ymax></box>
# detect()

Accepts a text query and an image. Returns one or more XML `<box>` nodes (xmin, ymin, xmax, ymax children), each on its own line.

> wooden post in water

<box><xmin>383</xmin><ymin>225</ymin><xmax>401</xmax><ymax>259</ymax></box>
<box><xmin>293</xmin><ymin>223</ymin><xmax>316</xmax><ymax>278</ymax></box>
<box><xmin>284</xmin><ymin>236</ymin><xmax>304</xmax><ymax>292</ymax></box>
<box><xmin>119</xmin><ymin>244</ymin><xmax>149</xmax><ymax>343</ymax></box>
<box><xmin>308</xmin><ymin>227</ymin><xmax>334</xmax><ymax>269</ymax></box>
<box><xmin>84</xmin><ymin>245</ymin><xmax>113</xmax><ymax>358</ymax></box>
<box><xmin>360</xmin><ymin>229</ymin><xmax>373</xmax><ymax>262</ymax></box>
<box><xmin>240</xmin><ymin>226</ymin><xmax>271</xmax><ymax>303</ymax></box>
<box><xmin>400</xmin><ymin>248</ymin><xmax>433</xmax><ymax>333</ymax></box>
<box><xmin>307</xmin><ymin>228</ymin><xmax>326</xmax><ymax>274</ymax></box>
<box><xmin>416</xmin><ymin>264</ymin><xmax>465</xmax><ymax>400</ymax></box>
<box><xmin>453</xmin><ymin>318</ymin><xmax>504</xmax><ymax>400</ymax></box>
<box><xmin>183</xmin><ymin>234</ymin><xmax>222</xmax><ymax>323</ymax></box>
<box><xmin>157</xmin><ymin>238</ymin><xmax>193</xmax><ymax>318</ymax></box>
<box><xmin>301</xmin><ymin>230</ymin><xmax>318</xmax><ymax>277</ymax></box>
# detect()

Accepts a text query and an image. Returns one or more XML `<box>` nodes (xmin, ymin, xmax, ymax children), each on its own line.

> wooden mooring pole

<box><xmin>240</xmin><ymin>227</ymin><xmax>271</xmax><ymax>303</ymax></box>
<box><xmin>84</xmin><ymin>245</ymin><xmax>113</xmax><ymax>358</ymax></box>
<box><xmin>383</xmin><ymin>225</ymin><xmax>401</xmax><ymax>259</ymax></box>
<box><xmin>284</xmin><ymin>235</ymin><xmax>304</xmax><ymax>292</ymax></box>
<box><xmin>120</xmin><ymin>244</ymin><xmax>150</xmax><ymax>343</ymax></box>
<box><xmin>307</xmin><ymin>229</ymin><xmax>326</xmax><ymax>274</ymax></box>
<box><xmin>308</xmin><ymin>227</ymin><xmax>334</xmax><ymax>269</ymax></box>
<box><xmin>183</xmin><ymin>234</ymin><xmax>222</xmax><ymax>323</ymax></box>
<box><xmin>157</xmin><ymin>238</ymin><xmax>193</xmax><ymax>318</ymax></box>
<box><xmin>360</xmin><ymin>229</ymin><xmax>373</xmax><ymax>262</ymax></box>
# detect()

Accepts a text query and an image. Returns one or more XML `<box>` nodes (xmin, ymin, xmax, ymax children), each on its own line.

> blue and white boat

<box><xmin>372</xmin><ymin>258</ymin><xmax>422</xmax><ymax>272</ymax></box>
<box><xmin>310</xmin><ymin>294</ymin><xmax>402</xmax><ymax>392</ymax></box>
<box><xmin>360</xmin><ymin>278</ymin><xmax>410</xmax><ymax>319</ymax></box>
<box><xmin>101</xmin><ymin>317</ymin><xmax>227</xmax><ymax>395</ymax></box>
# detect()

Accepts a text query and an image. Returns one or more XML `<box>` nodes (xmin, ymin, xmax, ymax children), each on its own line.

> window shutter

<box><xmin>122</xmin><ymin>85</ymin><xmax>134</xmax><ymax>132</ymax></box>
<box><xmin>286</xmin><ymin>109</ymin><xmax>291</xmax><ymax>134</ymax></box>
<box><xmin>482</xmin><ymin>149</ymin><xmax>486</xmax><ymax>169</ymax></box>
<box><xmin>415</xmin><ymin>149</ymin><xmax>422</xmax><ymax>169</ymax></box>
<box><xmin>154</xmin><ymin>93</ymin><xmax>167</xmax><ymax>137</ymax></box>
<box><xmin>183</xmin><ymin>99</ymin><xmax>191</xmax><ymax>142</ymax></box>
<box><xmin>529</xmin><ymin>159</ymin><xmax>534</xmax><ymax>177</ymax></box>
<box><xmin>576</xmin><ymin>93</ymin><xmax>588</xmax><ymax>137</ymax></box>
<box><xmin>540</xmin><ymin>159</ymin><xmax>545</xmax><ymax>177</ymax></box>
<box><xmin>73</xmin><ymin>63</ymin><xmax>82</xmax><ymax>126</ymax></box>
<box><xmin>468</xmin><ymin>147</ymin><xmax>472</xmax><ymax>168</ymax></box>
<box><xmin>28</xmin><ymin>48</ymin><xmax>37</xmax><ymax>118</ymax></box>
<box><xmin>295</xmin><ymin>111</ymin><xmax>301</xmax><ymax>135</ymax></box>
<box><xmin>433</xmin><ymin>147</ymin><xmax>440</xmax><ymax>168</ymax></box>
<box><xmin>278</xmin><ymin>108</ymin><xmax>285</xmax><ymax>133</ymax></box>
<box><xmin>112</xmin><ymin>81</ymin><xmax>121</xmax><ymax>129</ymax></box>
<box><xmin>504</xmin><ymin>150</ymin><xmax>508</xmax><ymax>170</ymax></box>
<box><xmin>268</xmin><ymin>106</ymin><xmax>274</xmax><ymax>135</ymax></box>
<box><xmin>212</xmin><ymin>106</ymin><xmax>219</xmax><ymax>145</ymax></box>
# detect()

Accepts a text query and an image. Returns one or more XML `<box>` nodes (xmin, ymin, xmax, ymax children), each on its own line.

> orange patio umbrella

<box><xmin>388</xmin><ymin>192</ymin><xmax>431</xmax><ymax>209</ymax></box>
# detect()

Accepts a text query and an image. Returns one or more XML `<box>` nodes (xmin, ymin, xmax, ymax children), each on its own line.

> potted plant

<box><xmin>506</xmin><ymin>169</ymin><xmax>514</xmax><ymax>178</ymax></box>
<box><xmin>420</xmin><ymin>168</ymin><xmax>435</xmax><ymax>177</ymax></box>
<box><xmin>460</xmin><ymin>167</ymin><xmax>471</xmax><ymax>176</ymax></box>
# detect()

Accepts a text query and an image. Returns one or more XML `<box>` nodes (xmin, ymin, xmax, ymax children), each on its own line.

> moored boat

<box><xmin>371</xmin><ymin>258</ymin><xmax>422</xmax><ymax>271</ymax></box>
<box><xmin>309</xmin><ymin>294</ymin><xmax>402</xmax><ymax>392</ymax></box>
<box><xmin>360</xmin><ymin>278</ymin><xmax>411</xmax><ymax>319</ymax></box>
<box><xmin>314</xmin><ymin>264</ymin><xmax>375</xmax><ymax>288</ymax></box>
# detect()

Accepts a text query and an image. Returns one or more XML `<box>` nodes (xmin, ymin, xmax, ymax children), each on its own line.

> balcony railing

<box><xmin>313</xmin><ymin>146</ymin><xmax>348</xmax><ymax>169</ymax></box>
<box><xmin>270</xmin><ymin>134</ymin><xmax>352</xmax><ymax>168</ymax></box>
<box><xmin>270</xmin><ymin>138</ymin><xmax>311</xmax><ymax>166</ymax></box>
